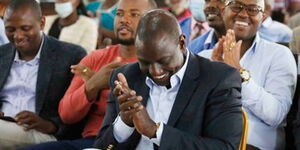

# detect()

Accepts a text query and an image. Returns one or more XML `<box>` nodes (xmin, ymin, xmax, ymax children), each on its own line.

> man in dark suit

<box><xmin>94</xmin><ymin>9</ymin><xmax>243</xmax><ymax>150</ymax></box>
<box><xmin>0</xmin><ymin>0</ymin><xmax>86</xmax><ymax>149</ymax></box>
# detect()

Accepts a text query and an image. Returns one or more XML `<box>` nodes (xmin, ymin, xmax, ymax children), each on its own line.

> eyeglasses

<box><xmin>226</xmin><ymin>1</ymin><xmax>263</xmax><ymax>16</ymax></box>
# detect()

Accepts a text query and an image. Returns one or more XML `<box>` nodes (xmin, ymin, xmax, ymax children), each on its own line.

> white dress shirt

<box><xmin>198</xmin><ymin>34</ymin><xmax>297</xmax><ymax>150</ymax></box>
<box><xmin>113</xmin><ymin>51</ymin><xmax>190</xmax><ymax>150</ymax></box>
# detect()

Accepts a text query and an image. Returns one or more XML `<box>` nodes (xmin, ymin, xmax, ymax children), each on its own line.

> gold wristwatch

<box><xmin>239</xmin><ymin>68</ymin><xmax>251</xmax><ymax>83</ymax></box>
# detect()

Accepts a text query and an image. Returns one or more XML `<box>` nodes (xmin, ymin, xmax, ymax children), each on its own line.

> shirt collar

<box><xmin>240</xmin><ymin>33</ymin><xmax>260</xmax><ymax>63</ymax></box>
<box><xmin>262</xmin><ymin>16</ymin><xmax>272</xmax><ymax>27</ymax></box>
<box><xmin>146</xmin><ymin>50</ymin><xmax>190</xmax><ymax>89</ymax></box>
<box><xmin>14</xmin><ymin>34</ymin><xmax>44</xmax><ymax>65</ymax></box>
<box><xmin>204</xmin><ymin>29</ymin><xmax>216</xmax><ymax>48</ymax></box>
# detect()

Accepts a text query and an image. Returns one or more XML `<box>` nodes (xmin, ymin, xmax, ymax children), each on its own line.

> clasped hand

<box><xmin>113</xmin><ymin>73</ymin><xmax>158</xmax><ymax>138</ymax></box>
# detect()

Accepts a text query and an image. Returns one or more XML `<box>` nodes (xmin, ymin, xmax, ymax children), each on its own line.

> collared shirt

<box><xmin>198</xmin><ymin>34</ymin><xmax>297</xmax><ymax>150</ymax></box>
<box><xmin>190</xmin><ymin>18</ymin><xmax>210</xmax><ymax>41</ymax></box>
<box><xmin>113</xmin><ymin>51</ymin><xmax>190</xmax><ymax>150</ymax></box>
<box><xmin>0</xmin><ymin>36</ymin><xmax>44</xmax><ymax>117</ymax></box>
<box><xmin>0</xmin><ymin>18</ymin><xmax>8</xmax><ymax>45</ymax></box>
<box><xmin>259</xmin><ymin>16</ymin><xmax>292</xmax><ymax>43</ymax></box>
<box><xmin>188</xmin><ymin>29</ymin><xmax>218</xmax><ymax>54</ymax></box>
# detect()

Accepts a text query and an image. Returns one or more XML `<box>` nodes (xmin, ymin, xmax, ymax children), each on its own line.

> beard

<box><xmin>116</xmin><ymin>36</ymin><xmax>135</xmax><ymax>46</ymax></box>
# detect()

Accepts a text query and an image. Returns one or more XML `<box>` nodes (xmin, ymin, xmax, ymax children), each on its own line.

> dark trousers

<box><xmin>19</xmin><ymin>138</ymin><xmax>95</xmax><ymax>150</ymax></box>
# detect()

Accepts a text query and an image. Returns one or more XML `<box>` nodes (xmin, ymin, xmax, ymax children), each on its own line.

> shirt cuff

<box><xmin>113</xmin><ymin>116</ymin><xmax>135</xmax><ymax>142</ymax></box>
<box><xmin>150</xmin><ymin>122</ymin><xmax>164</xmax><ymax>146</ymax></box>
<box><xmin>241</xmin><ymin>78</ymin><xmax>261</xmax><ymax>105</ymax></box>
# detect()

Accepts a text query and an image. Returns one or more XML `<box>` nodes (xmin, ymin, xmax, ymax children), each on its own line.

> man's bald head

<box><xmin>136</xmin><ymin>9</ymin><xmax>182</xmax><ymax>47</ymax></box>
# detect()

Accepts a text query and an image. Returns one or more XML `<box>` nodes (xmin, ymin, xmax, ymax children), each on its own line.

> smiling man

<box><xmin>0</xmin><ymin>0</ymin><xmax>86</xmax><ymax>149</ymax></box>
<box><xmin>20</xmin><ymin>0</ymin><xmax>157</xmax><ymax>150</ymax></box>
<box><xmin>94</xmin><ymin>9</ymin><xmax>243</xmax><ymax>150</ymax></box>
<box><xmin>188</xmin><ymin>0</ymin><xmax>226</xmax><ymax>54</ymax></box>
<box><xmin>199</xmin><ymin>0</ymin><xmax>297</xmax><ymax>149</ymax></box>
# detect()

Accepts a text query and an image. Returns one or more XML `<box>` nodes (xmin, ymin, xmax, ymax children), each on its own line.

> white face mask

<box><xmin>189</xmin><ymin>0</ymin><xmax>206</xmax><ymax>22</ymax></box>
<box><xmin>55</xmin><ymin>2</ymin><xmax>73</xmax><ymax>19</ymax></box>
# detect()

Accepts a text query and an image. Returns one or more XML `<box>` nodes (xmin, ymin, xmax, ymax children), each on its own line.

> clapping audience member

<box><xmin>199</xmin><ymin>0</ymin><xmax>297</xmax><ymax>149</ymax></box>
<box><xmin>94</xmin><ymin>9</ymin><xmax>243</xmax><ymax>150</ymax></box>
<box><xmin>20</xmin><ymin>0</ymin><xmax>157</xmax><ymax>150</ymax></box>
<box><xmin>0</xmin><ymin>0</ymin><xmax>86</xmax><ymax>149</ymax></box>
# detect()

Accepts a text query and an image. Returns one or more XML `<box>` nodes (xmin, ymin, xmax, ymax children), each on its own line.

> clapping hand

<box><xmin>113</xmin><ymin>73</ymin><xmax>158</xmax><ymax>138</ymax></box>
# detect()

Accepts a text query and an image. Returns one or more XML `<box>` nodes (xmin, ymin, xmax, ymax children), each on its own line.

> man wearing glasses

<box><xmin>199</xmin><ymin>0</ymin><xmax>297</xmax><ymax>149</ymax></box>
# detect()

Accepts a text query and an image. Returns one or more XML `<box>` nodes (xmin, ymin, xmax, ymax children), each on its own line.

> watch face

<box><xmin>240</xmin><ymin>70</ymin><xmax>251</xmax><ymax>81</ymax></box>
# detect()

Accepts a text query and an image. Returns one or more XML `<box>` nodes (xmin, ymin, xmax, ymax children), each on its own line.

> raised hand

<box><xmin>15</xmin><ymin>111</ymin><xmax>57</xmax><ymax>134</ymax></box>
<box><xmin>71</xmin><ymin>65</ymin><xmax>94</xmax><ymax>82</ymax></box>
<box><xmin>114</xmin><ymin>73</ymin><xmax>157</xmax><ymax>138</ymax></box>
<box><xmin>222</xmin><ymin>29</ymin><xmax>242</xmax><ymax>70</ymax></box>
<box><xmin>212</xmin><ymin>36</ymin><xmax>225</xmax><ymax>62</ymax></box>
<box><xmin>85</xmin><ymin>57</ymin><xmax>124</xmax><ymax>102</ymax></box>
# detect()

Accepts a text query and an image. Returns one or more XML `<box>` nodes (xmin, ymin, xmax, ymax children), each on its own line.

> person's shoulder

<box><xmin>193</xmin><ymin>54</ymin><xmax>238</xmax><ymax>76</ymax></box>
<box><xmin>45</xmin><ymin>35</ymin><xmax>86</xmax><ymax>55</ymax></box>
<box><xmin>78</xmin><ymin>15</ymin><xmax>97</xmax><ymax>26</ymax></box>
<box><xmin>0</xmin><ymin>43</ymin><xmax>13</xmax><ymax>56</ymax></box>
<box><xmin>259</xmin><ymin>39</ymin><xmax>292</xmax><ymax>57</ymax></box>
<box><xmin>114</xmin><ymin>62</ymin><xmax>140</xmax><ymax>76</ymax></box>
<box><xmin>272</xmin><ymin>20</ymin><xmax>292</xmax><ymax>32</ymax></box>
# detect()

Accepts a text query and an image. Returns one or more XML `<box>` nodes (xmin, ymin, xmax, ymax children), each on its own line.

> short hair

<box><xmin>5</xmin><ymin>0</ymin><xmax>42</xmax><ymax>19</ymax></box>
<box><xmin>136</xmin><ymin>9</ymin><xmax>181</xmax><ymax>45</ymax></box>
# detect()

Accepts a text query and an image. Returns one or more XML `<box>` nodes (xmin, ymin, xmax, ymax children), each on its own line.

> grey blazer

<box><xmin>95</xmin><ymin>53</ymin><xmax>243</xmax><ymax>150</ymax></box>
<box><xmin>0</xmin><ymin>35</ymin><xmax>86</xmax><ymax>139</ymax></box>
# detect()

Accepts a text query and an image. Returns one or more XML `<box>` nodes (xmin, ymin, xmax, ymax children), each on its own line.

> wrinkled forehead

<box><xmin>226</xmin><ymin>0</ymin><xmax>265</xmax><ymax>10</ymax></box>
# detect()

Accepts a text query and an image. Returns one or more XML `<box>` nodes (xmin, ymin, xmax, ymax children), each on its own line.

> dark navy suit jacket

<box><xmin>95</xmin><ymin>53</ymin><xmax>243</xmax><ymax>150</ymax></box>
<box><xmin>0</xmin><ymin>35</ymin><xmax>86</xmax><ymax>139</ymax></box>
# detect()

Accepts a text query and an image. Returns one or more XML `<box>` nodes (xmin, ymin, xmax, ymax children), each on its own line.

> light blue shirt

<box><xmin>0</xmin><ymin>18</ymin><xmax>8</xmax><ymax>45</ymax></box>
<box><xmin>0</xmin><ymin>36</ymin><xmax>44</xmax><ymax>117</ymax></box>
<box><xmin>259</xmin><ymin>16</ymin><xmax>292</xmax><ymax>43</ymax></box>
<box><xmin>198</xmin><ymin>34</ymin><xmax>297</xmax><ymax>150</ymax></box>
<box><xmin>188</xmin><ymin>29</ymin><xmax>218</xmax><ymax>54</ymax></box>
<box><xmin>113</xmin><ymin>51</ymin><xmax>190</xmax><ymax>150</ymax></box>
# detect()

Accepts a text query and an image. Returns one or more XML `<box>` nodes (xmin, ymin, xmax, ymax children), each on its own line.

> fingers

<box><xmin>15</xmin><ymin>111</ymin><xmax>36</xmax><ymax>126</ymax></box>
<box><xmin>212</xmin><ymin>37</ymin><xmax>225</xmax><ymax>62</ymax></box>
<box><xmin>117</xmin><ymin>73</ymin><xmax>129</xmax><ymax>88</ymax></box>
<box><xmin>119</xmin><ymin>95</ymin><xmax>143</xmax><ymax>111</ymax></box>
<box><xmin>117</xmin><ymin>90</ymin><xmax>136</xmax><ymax>104</ymax></box>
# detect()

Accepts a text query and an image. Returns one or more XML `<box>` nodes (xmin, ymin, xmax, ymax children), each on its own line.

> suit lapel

<box><xmin>133</xmin><ymin>70</ymin><xmax>149</xmax><ymax>107</ymax></box>
<box><xmin>0</xmin><ymin>46</ymin><xmax>15</xmax><ymax>92</ymax></box>
<box><xmin>35</xmin><ymin>36</ymin><xmax>56</xmax><ymax>114</ymax></box>
<box><xmin>167</xmin><ymin>54</ymin><xmax>201</xmax><ymax>126</ymax></box>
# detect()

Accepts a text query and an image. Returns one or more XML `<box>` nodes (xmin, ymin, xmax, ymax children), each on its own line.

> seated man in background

<box><xmin>199</xmin><ymin>0</ymin><xmax>297</xmax><ymax>149</ymax></box>
<box><xmin>94</xmin><ymin>9</ymin><xmax>243</xmax><ymax>150</ymax></box>
<box><xmin>180</xmin><ymin>0</ymin><xmax>210</xmax><ymax>44</ymax></box>
<box><xmin>259</xmin><ymin>0</ymin><xmax>292</xmax><ymax>43</ymax></box>
<box><xmin>188</xmin><ymin>0</ymin><xmax>226</xmax><ymax>54</ymax></box>
<box><xmin>0</xmin><ymin>0</ymin><xmax>86</xmax><ymax>149</ymax></box>
<box><xmin>20</xmin><ymin>0</ymin><xmax>157</xmax><ymax>150</ymax></box>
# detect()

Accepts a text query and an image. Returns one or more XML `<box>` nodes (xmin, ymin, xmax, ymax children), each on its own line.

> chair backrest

<box><xmin>239</xmin><ymin>109</ymin><xmax>248</xmax><ymax>150</ymax></box>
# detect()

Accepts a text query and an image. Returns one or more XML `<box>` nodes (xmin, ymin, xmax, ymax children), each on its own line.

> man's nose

<box><xmin>149</xmin><ymin>63</ymin><xmax>163</xmax><ymax>75</ymax></box>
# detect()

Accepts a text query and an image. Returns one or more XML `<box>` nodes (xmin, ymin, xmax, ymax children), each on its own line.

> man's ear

<box><xmin>40</xmin><ymin>16</ymin><xmax>46</xmax><ymax>30</ymax></box>
<box><xmin>179</xmin><ymin>34</ymin><xmax>186</xmax><ymax>50</ymax></box>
